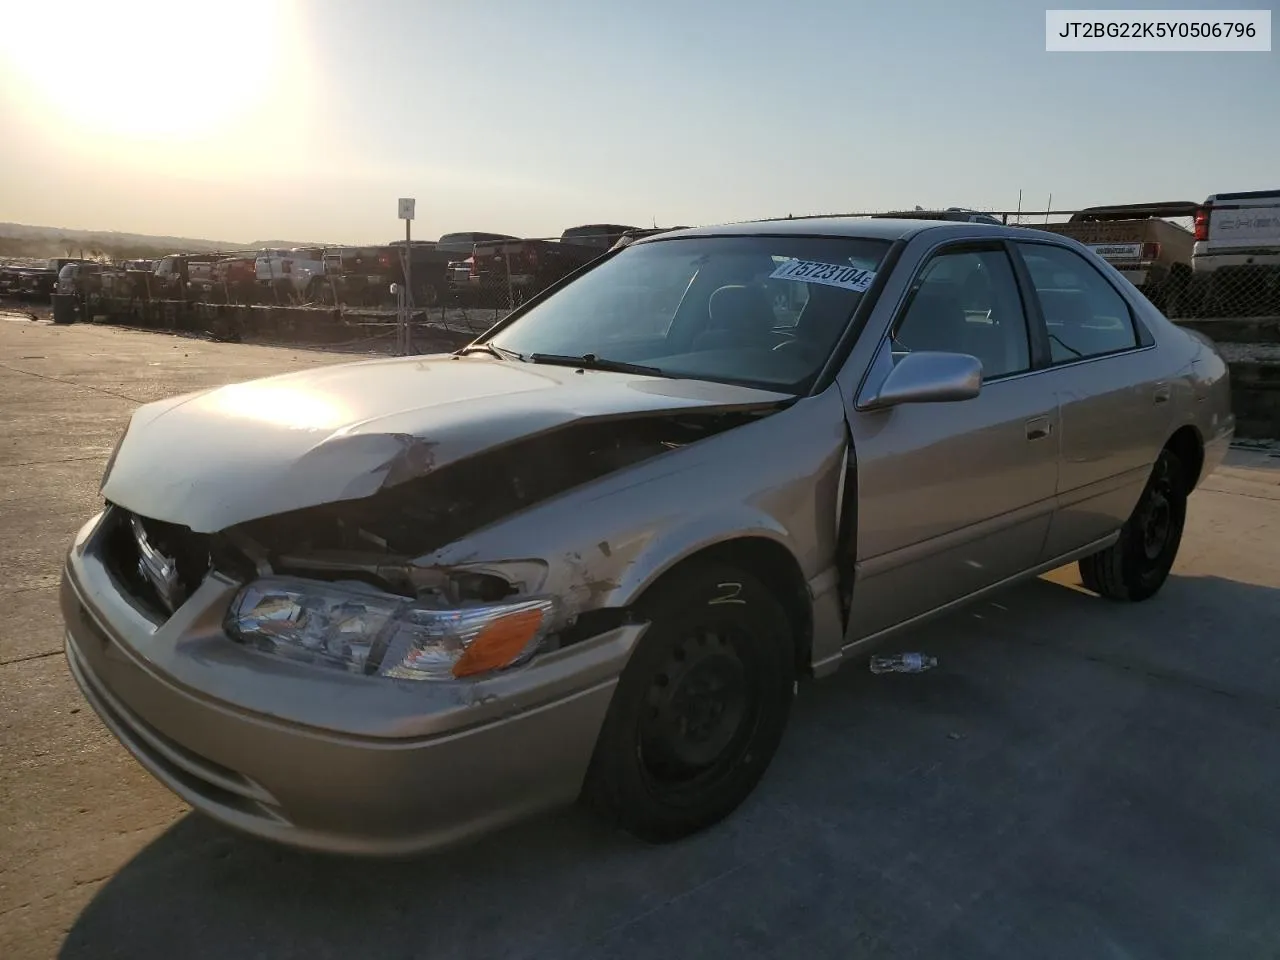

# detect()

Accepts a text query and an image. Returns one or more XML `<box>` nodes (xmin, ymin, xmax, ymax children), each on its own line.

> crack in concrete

<box><xmin>0</xmin><ymin>362</ymin><xmax>144</xmax><ymax>404</ymax></box>
<box><xmin>1</xmin><ymin>456</ymin><xmax>106</xmax><ymax>468</ymax></box>
<box><xmin>0</xmin><ymin>649</ymin><xmax>63</xmax><ymax>667</ymax></box>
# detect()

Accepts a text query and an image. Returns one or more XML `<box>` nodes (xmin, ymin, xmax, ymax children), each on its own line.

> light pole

<box><xmin>397</xmin><ymin>197</ymin><xmax>415</xmax><ymax>354</ymax></box>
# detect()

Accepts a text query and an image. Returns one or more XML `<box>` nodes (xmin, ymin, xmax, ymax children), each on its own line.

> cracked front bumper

<box><xmin>60</xmin><ymin>513</ymin><xmax>642</xmax><ymax>856</ymax></box>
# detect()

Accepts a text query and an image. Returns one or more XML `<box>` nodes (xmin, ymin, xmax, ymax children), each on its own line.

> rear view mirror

<box><xmin>861</xmin><ymin>350</ymin><xmax>982</xmax><ymax>410</ymax></box>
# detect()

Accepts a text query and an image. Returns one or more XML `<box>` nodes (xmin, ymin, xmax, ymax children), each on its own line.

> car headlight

<box><xmin>226</xmin><ymin>576</ymin><xmax>558</xmax><ymax>681</ymax></box>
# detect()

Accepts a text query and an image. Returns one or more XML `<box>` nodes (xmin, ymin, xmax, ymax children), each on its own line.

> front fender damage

<box><xmin>212</xmin><ymin>406</ymin><xmax>784</xmax><ymax>635</ymax></box>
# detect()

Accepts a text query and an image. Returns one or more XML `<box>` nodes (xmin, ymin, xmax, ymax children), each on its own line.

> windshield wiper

<box><xmin>528</xmin><ymin>353</ymin><xmax>665</xmax><ymax>376</ymax></box>
<box><xmin>456</xmin><ymin>342</ymin><xmax>524</xmax><ymax>361</ymax></box>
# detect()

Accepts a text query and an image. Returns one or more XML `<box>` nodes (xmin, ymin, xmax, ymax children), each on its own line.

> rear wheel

<box><xmin>1078</xmin><ymin>448</ymin><xmax>1187</xmax><ymax>602</ymax></box>
<box><xmin>583</xmin><ymin>562</ymin><xmax>796</xmax><ymax>842</ymax></box>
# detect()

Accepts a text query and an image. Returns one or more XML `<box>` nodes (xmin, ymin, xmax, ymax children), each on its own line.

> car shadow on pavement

<box><xmin>60</xmin><ymin>570</ymin><xmax>1280</xmax><ymax>960</ymax></box>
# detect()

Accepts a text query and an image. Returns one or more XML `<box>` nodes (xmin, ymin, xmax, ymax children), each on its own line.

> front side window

<box><xmin>489</xmin><ymin>235</ymin><xmax>892</xmax><ymax>392</ymax></box>
<box><xmin>1016</xmin><ymin>242</ymin><xmax>1139</xmax><ymax>362</ymax></box>
<box><xmin>892</xmin><ymin>247</ymin><xmax>1031</xmax><ymax>381</ymax></box>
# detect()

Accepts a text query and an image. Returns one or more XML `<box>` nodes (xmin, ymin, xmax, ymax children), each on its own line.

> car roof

<box><xmin>633</xmin><ymin>217</ymin><xmax>1024</xmax><ymax>244</ymax></box>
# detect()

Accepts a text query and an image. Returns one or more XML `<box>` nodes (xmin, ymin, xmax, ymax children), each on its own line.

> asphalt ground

<box><xmin>2</xmin><ymin>315</ymin><xmax>1279</xmax><ymax>960</ymax></box>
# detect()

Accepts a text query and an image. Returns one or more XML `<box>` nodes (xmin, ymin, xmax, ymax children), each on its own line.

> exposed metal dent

<box><xmin>416</xmin><ymin>389</ymin><xmax>850</xmax><ymax>630</ymax></box>
<box><xmin>224</xmin><ymin>408</ymin><xmax>783</xmax><ymax>610</ymax></box>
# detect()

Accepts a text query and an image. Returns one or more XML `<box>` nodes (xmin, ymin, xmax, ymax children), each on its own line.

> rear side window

<box><xmin>1016</xmin><ymin>243</ymin><xmax>1139</xmax><ymax>362</ymax></box>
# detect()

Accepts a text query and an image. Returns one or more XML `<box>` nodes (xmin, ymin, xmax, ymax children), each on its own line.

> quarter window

<box><xmin>892</xmin><ymin>248</ymin><xmax>1031</xmax><ymax>381</ymax></box>
<box><xmin>1016</xmin><ymin>243</ymin><xmax>1139</xmax><ymax>362</ymax></box>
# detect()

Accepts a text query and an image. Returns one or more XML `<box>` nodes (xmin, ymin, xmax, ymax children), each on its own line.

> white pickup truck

<box><xmin>1185</xmin><ymin>189</ymin><xmax>1280</xmax><ymax>317</ymax></box>
<box><xmin>255</xmin><ymin>247</ymin><xmax>327</xmax><ymax>301</ymax></box>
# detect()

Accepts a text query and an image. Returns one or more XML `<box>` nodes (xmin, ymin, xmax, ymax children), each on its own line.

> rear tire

<box><xmin>583</xmin><ymin>562</ymin><xmax>796</xmax><ymax>843</ymax></box>
<box><xmin>1078</xmin><ymin>448</ymin><xmax>1187</xmax><ymax>602</ymax></box>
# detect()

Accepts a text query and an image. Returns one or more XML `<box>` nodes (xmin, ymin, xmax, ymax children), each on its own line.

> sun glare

<box><xmin>0</xmin><ymin>0</ymin><xmax>292</xmax><ymax>141</ymax></box>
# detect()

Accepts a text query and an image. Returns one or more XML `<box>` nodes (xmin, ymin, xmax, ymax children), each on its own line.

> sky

<box><xmin>0</xmin><ymin>0</ymin><xmax>1276</xmax><ymax>244</ymax></box>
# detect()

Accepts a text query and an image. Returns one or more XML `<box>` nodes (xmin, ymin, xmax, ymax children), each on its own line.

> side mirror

<box><xmin>861</xmin><ymin>350</ymin><xmax>982</xmax><ymax>410</ymax></box>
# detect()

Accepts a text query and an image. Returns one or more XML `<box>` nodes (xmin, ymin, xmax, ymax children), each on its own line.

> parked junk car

<box><xmin>1180</xmin><ymin>188</ymin><xmax>1280</xmax><ymax>318</ymax></box>
<box><xmin>1034</xmin><ymin>202</ymin><xmax>1196</xmax><ymax>311</ymax></box>
<box><xmin>0</xmin><ymin>265</ymin><xmax>19</xmax><ymax>297</ymax></box>
<box><xmin>211</xmin><ymin>255</ymin><xmax>261</xmax><ymax>304</ymax></box>
<box><xmin>470</xmin><ymin>224</ymin><xmax>638</xmax><ymax>301</ymax></box>
<box><xmin>63</xmin><ymin>217</ymin><xmax>1233</xmax><ymax>856</ymax></box>
<box><xmin>609</xmin><ymin>227</ymin><xmax>692</xmax><ymax>251</ymax></box>
<box><xmin>872</xmin><ymin>208</ymin><xmax>1005</xmax><ymax>226</ymax></box>
<box><xmin>2</xmin><ymin>263</ymin><xmax>58</xmax><ymax>301</ymax></box>
<box><xmin>256</xmin><ymin>247</ymin><xmax>327</xmax><ymax>302</ymax></box>
<box><xmin>436</xmin><ymin>231</ymin><xmax>519</xmax><ymax>258</ymax></box>
<box><xmin>56</xmin><ymin>261</ymin><xmax>106</xmax><ymax>321</ymax></box>
<box><xmin>383</xmin><ymin>239</ymin><xmax>469</xmax><ymax>306</ymax></box>
<box><xmin>153</xmin><ymin>253</ymin><xmax>221</xmax><ymax>299</ymax></box>
<box><xmin>17</xmin><ymin>258</ymin><xmax>87</xmax><ymax>301</ymax></box>
<box><xmin>20</xmin><ymin>267</ymin><xmax>59</xmax><ymax>301</ymax></box>
<box><xmin>436</xmin><ymin>232</ymin><xmax>519</xmax><ymax>298</ymax></box>
<box><xmin>56</xmin><ymin>261</ymin><xmax>104</xmax><ymax>297</ymax></box>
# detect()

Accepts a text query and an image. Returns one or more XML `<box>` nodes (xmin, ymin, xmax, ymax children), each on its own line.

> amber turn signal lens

<box><xmin>451</xmin><ymin>608</ymin><xmax>545</xmax><ymax>678</ymax></box>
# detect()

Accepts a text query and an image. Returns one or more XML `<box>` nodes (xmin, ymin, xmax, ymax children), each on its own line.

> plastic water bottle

<box><xmin>869</xmin><ymin>652</ymin><xmax>938</xmax><ymax>675</ymax></box>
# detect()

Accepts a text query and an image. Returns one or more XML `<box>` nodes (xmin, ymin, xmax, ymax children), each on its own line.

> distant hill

<box><xmin>0</xmin><ymin>222</ymin><xmax>327</xmax><ymax>261</ymax></box>
<box><xmin>248</xmin><ymin>240</ymin><xmax>331</xmax><ymax>249</ymax></box>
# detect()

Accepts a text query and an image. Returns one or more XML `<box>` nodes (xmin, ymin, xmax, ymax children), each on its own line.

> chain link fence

<box><xmin>5</xmin><ymin>211</ymin><xmax>1279</xmax><ymax>339</ymax></box>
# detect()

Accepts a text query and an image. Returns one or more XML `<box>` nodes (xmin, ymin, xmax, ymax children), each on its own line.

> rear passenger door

<box><xmin>844</xmin><ymin>241</ymin><xmax>1059</xmax><ymax>643</ymax></box>
<box><xmin>1012</xmin><ymin>241</ymin><xmax>1174</xmax><ymax>558</ymax></box>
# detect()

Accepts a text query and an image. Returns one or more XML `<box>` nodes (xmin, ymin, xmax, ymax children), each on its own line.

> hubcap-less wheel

<box><xmin>582</xmin><ymin>562</ymin><xmax>795</xmax><ymax>842</ymax></box>
<box><xmin>1140</xmin><ymin>494</ymin><xmax>1171</xmax><ymax>560</ymax></box>
<box><xmin>1077</xmin><ymin>448</ymin><xmax>1188</xmax><ymax>602</ymax></box>
<box><xmin>1136</xmin><ymin>456</ymin><xmax>1175</xmax><ymax>562</ymax></box>
<box><xmin>640</xmin><ymin>630</ymin><xmax>751</xmax><ymax>781</ymax></box>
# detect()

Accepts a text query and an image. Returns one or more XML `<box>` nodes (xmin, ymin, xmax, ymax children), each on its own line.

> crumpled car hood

<box><xmin>102</xmin><ymin>354</ymin><xmax>790</xmax><ymax>532</ymax></box>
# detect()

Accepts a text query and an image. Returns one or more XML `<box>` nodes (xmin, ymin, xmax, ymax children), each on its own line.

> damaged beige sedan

<box><xmin>62</xmin><ymin>218</ymin><xmax>1234</xmax><ymax>854</ymax></box>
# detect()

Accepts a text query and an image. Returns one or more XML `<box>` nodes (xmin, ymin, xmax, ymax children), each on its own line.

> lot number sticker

<box><xmin>769</xmin><ymin>259</ymin><xmax>876</xmax><ymax>292</ymax></box>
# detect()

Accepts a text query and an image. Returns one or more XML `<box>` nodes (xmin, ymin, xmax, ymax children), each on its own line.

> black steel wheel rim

<box><xmin>1137</xmin><ymin>459</ymin><xmax>1175</xmax><ymax>561</ymax></box>
<box><xmin>637</xmin><ymin>626</ymin><xmax>759</xmax><ymax>796</ymax></box>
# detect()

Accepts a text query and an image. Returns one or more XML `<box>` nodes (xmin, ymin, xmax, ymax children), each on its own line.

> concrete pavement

<box><xmin>2</xmin><ymin>317</ymin><xmax>1279</xmax><ymax>959</ymax></box>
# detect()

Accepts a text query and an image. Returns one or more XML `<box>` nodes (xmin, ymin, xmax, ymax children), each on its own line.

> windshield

<box><xmin>488</xmin><ymin>235</ymin><xmax>890</xmax><ymax>392</ymax></box>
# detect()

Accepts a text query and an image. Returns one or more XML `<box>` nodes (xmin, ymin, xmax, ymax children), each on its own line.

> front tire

<box><xmin>1078</xmin><ymin>448</ymin><xmax>1187</xmax><ymax>602</ymax></box>
<box><xmin>583</xmin><ymin>562</ymin><xmax>796</xmax><ymax>843</ymax></box>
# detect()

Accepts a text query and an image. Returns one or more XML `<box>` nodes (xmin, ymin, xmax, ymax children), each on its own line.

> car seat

<box><xmin>692</xmin><ymin>285</ymin><xmax>778</xmax><ymax>352</ymax></box>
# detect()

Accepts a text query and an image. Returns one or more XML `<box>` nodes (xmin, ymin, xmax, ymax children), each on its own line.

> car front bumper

<box><xmin>61</xmin><ymin>511</ymin><xmax>643</xmax><ymax>856</ymax></box>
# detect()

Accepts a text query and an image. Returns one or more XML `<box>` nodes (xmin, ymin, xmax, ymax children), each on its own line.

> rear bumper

<box><xmin>1192</xmin><ymin>249</ymin><xmax>1280</xmax><ymax>273</ymax></box>
<box><xmin>61</xmin><ymin>512</ymin><xmax>640</xmax><ymax>856</ymax></box>
<box><xmin>1201</xmin><ymin>421</ymin><xmax>1234</xmax><ymax>487</ymax></box>
<box><xmin>1115</xmin><ymin>267</ymin><xmax>1150</xmax><ymax>287</ymax></box>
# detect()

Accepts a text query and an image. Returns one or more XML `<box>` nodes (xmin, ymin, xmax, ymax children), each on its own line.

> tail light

<box><xmin>283</xmin><ymin>260</ymin><xmax>292</xmax><ymax>273</ymax></box>
<box><xmin>526</xmin><ymin>248</ymin><xmax>539</xmax><ymax>267</ymax></box>
<box><xmin>378</xmin><ymin>252</ymin><xmax>392</xmax><ymax>269</ymax></box>
<box><xmin>1140</xmin><ymin>242</ymin><xmax>1161</xmax><ymax>261</ymax></box>
<box><xmin>1194</xmin><ymin>206</ymin><xmax>1210</xmax><ymax>242</ymax></box>
<box><xmin>469</xmin><ymin>257</ymin><xmax>478</xmax><ymax>277</ymax></box>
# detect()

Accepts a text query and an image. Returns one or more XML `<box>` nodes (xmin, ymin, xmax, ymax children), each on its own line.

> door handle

<box><xmin>1025</xmin><ymin>416</ymin><xmax>1053</xmax><ymax>441</ymax></box>
<box><xmin>1154</xmin><ymin>382</ymin><xmax>1171</xmax><ymax>405</ymax></box>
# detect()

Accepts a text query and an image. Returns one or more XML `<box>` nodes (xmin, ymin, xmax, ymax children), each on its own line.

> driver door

<box><xmin>844</xmin><ymin>242</ymin><xmax>1060</xmax><ymax>645</ymax></box>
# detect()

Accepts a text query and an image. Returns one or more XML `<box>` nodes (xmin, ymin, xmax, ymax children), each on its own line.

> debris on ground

<box><xmin>869</xmin><ymin>652</ymin><xmax>938</xmax><ymax>674</ymax></box>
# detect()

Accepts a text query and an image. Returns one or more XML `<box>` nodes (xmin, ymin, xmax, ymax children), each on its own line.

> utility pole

<box><xmin>397</xmin><ymin>197</ymin><xmax>415</xmax><ymax>355</ymax></box>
